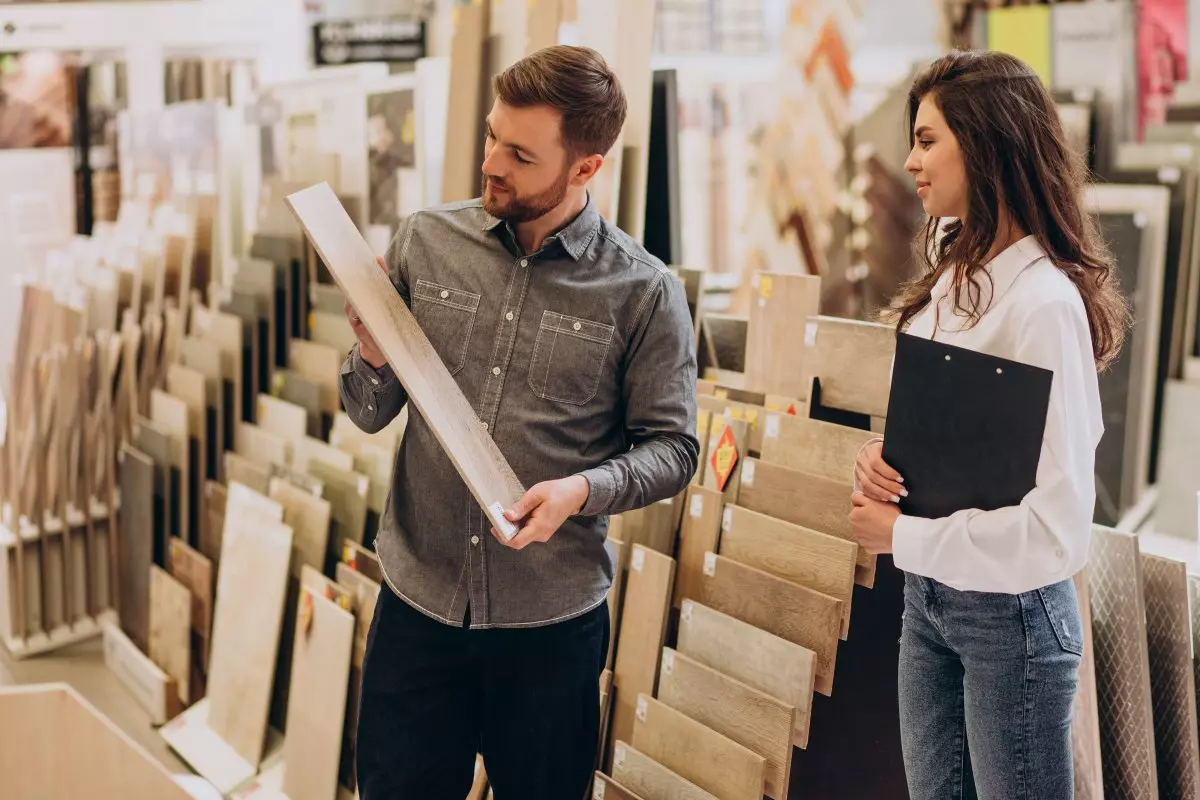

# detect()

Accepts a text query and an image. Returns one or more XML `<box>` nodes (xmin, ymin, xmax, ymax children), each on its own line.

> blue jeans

<box><xmin>898</xmin><ymin>573</ymin><xmax>1083</xmax><ymax>799</ymax></box>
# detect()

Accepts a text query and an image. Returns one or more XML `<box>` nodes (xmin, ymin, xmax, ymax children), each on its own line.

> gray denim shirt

<box><xmin>338</xmin><ymin>196</ymin><xmax>699</xmax><ymax>628</ymax></box>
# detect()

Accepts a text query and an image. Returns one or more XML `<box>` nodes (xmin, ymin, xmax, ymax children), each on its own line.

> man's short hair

<box><xmin>492</xmin><ymin>45</ymin><xmax>628</xmax><ymax>160</ymax></box>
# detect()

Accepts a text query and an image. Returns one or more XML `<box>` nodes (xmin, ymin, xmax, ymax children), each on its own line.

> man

<box><xmin>340</xmin><ymin>45</ymin><xmax>699</xmax><ymax>799</ymax></box>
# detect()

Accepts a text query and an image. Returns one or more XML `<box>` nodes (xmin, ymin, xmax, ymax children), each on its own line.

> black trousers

<box><xmin>356</xmin><ymin>587</ymin><xmax>610</xmax><ymax>799</ymax></box>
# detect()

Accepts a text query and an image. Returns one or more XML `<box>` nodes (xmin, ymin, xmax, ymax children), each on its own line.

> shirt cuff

<box><xmin>891</xmin><ymin>514</ymin><xmax>927</xmax><ymax>575</ymax></box>
<box><xmin>577</xmin><ymin>466</ymin><xmax>615</xmax><ymax>517</ymax></box>
<box><xmin>352</xmin><ymin>345</ymin><xmax>396</xmax><ymax>387</ymax></box>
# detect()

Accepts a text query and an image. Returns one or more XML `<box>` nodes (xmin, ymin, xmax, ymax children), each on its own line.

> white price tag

<box><xmin>632</xmin><ymin>546</ymin><xmax>645</xmax><ymax>572</ymax></box>
<box><xmin>491</xmin><ymin>503</ymin><xmax>517</xmax><ymax>540</ymax></box>
<box><xmin>1134</xmin><ymin>212</ymin><xmax>1147</xmax><ymax>228</ymax></box>
<box><xmin>636</xmin><ymin>696</ymin><xmax>648</xmax><ymax>722</ymax></box>
<box><xmin>1159</xmin><ymin>166</ymin><xmax>1182</xmax><ymax>183</ymax></box>
<box><xmin>614</xmin><ymin>744</ymin><xmax>627</xmax><ymax>768</ymax></box>
<box><xmin>765</xmin><ymin>414</ymin><xmax>781</xmax><ymax>440</ymax></box>
<box><xmin>690</xmin><ymin>494</ymin><xmax>705</xmax><ymax>518</ymax></box>
<box><xmin>703</xmin><ymin>552</ymin><xmax>717</xmax><ymax>576</ymax></box>
<box><xmin>681</xmin><ymin>599</ymin><xmax>694</xmax><ymax>623</ymax></box>
<box><xmin>593</xmin><ymin>782</ymin><xmax>606</xmax><ymax>800</ymax></box>
<box><xmin>722</xmin><ymin>507</ymin><xmax>733</xmax><ymax>531</ymax></box>
<box><xmin>805</xmin><ymin>320</ymin><xmax>819</xmax><ymax>347</ymax></box>
<box><xmin>662</xmin><ymin>650</ymin><xmax>676</xmax><ymax>675</ymax></box>
<box><xmin>742</xmin><ymin>460</ymin><xmax>756</xmax><ymax>487</ymax></box>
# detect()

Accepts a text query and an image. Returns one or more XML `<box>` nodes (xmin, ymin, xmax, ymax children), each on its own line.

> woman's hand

<box><xmin>850</xmin><ymin>492</ymin><xmax>901</xmax><ymax>554</ymax></box>
<box><xmin>855</xmin><ymin>440</ymin><xmax>907</xmax><ymax>504</ymax></box>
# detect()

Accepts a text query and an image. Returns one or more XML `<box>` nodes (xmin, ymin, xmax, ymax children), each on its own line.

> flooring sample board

<box><xmin>149</xmin><ymin>565</ymin><xmax>192</xmax><ymax>706</ymax></box>
<box><xmin>179</xmin><ymin>336</ymin><xmax>227</xmax><ymax>469</ymax></box>
<box><xmin>803</xmin><ymin>315</ymin><xmax>895</xmax><ymax>418</ymax></box>
<box><xmin>526</xmin><ymin>0</ymin><xmax>563</xmax><ymax>54</ymax></box>
<box><xmin>678</xmin><ymin>599</ymin><xmax>816</xmax><ymax>748</ymax></box>
<box><xmin>256</xmin><ymin>394</ymin><xmax>308</xmax><ymax>443</ymax></box>
<box><xmin>606</xmin><ymin>538</ymin><xmax>627</xmax><ymax>669</ymax></box>
<box><xmin>1156</xmin><ymin>380</ymin><xmax>1200</xmax><ymax>541</ymax></box>
<box><xmin>657</xmin><ymin>648</ymin><xmax>793</xmax><ymax>798</ymax></box>
<box><xmin>287</xmin><ymin>338</ymin><xmax>342</xmax><ymax>415</ymax></box>
<box><xmin>166</xmin><ymin>363</ymin><xmax>209</xmax><ymax>540</ymax></box>
<box><xmin>224</xmin><ymin>451</ymin><xmax>272</xmax><ymax>495</ymax></box>
<box><xmin>701</xmin><ymin>415</ymin><xmax>748</xmax><ymax>501</ymax></box>
<box><xmin>102</xmin><ymin>621</ymin><xmax>182</xmax><ymax>726</ymax></box>
<box><xmin>1072</xmin><ymin>567</ymin><xmax>1105</xmax><ymax>800</ymax></box>
<box><xmin>744</xmin><ymin>273</ymin><xmax>822</xmax><ymax>399</ymax></box>
<box><xmin>630</xmin><ymin>694</ymin><xmax>766</xmax><ymax>800</ymax></box>
<box><xmin>292</xmin><ymin>435</ymin><xmax>355</xmax><ymax>476</ymax></box>
<box><xmin>442</xmin><ymin>0</ymin><xmax>490</xmax><ymax>203</ymax></box>
<box><xmin>310</xmin><ymin>310</ymin><xmax>357</xmax><ymax>355</ymax></box>
<box><xmin>737</xmin><ymin>457</ymin><xmax>874</xmax><ymax>587</ymax></box>
<box><xmin>334</xmin><ymin>562</ymin><xmax>380</xmax><ymax>792</ymax></box>
<box><xmin>610</xmin><ymin>545</ymin><xmax>676</xmax><ymax>762</ymax></box>
<box><xmin>593</xmin><ymin>772</ymin><xmax>645</xmax><ymax>800</ymax></box>
<box><xmin>0</xmin><ymin>683</ymin><xmax>193</xmax><ymax>800</ymax></box>
<box><xmin>759</xmin><ymin>412</ymin><xmax>875</xmax><ymax>485</ymax></box>
<box><xmin>341</xmin><ymin>539</ymin><xmax>383</xmax><ymax>585</ymax></box>
<box><xmin>695</xmin><ymin>553</ymin><xmax>841</xmax><ymax>696</ymax></box>
<box><xmin>719</xmin><ymin>504</ymin><xmax>857</xmax><ymax>639</ymax></box>
<box><xmin>117</xmin><ymin>444</ymin><xmax>155</xmax><ymax>654</ymax></box>
<box><xmin>204</xmin><ymin>482</ymin><xmax>292</xmax><ymax>768</ymax></box>
<box><xmin>274</xmin><ymin>370</ymin><xmax>324</xmax><ymax>438</ymax></box>
<box><xmin>1141</xmin><ymin>553</ymin><xmax>1200</xmax><ymax>798</ymax></box>
<box><xmin>611</xmin><ymin>741</ymin><xmax>717</xmax><ymax>800</ymax></box>
<box><xmin>307</xmin><ymin>460</ymin><xmax>370</xmax><ymax>562</ymax></box>
<box><xmin>268</xmin><ymin>477</ymin><xmax>333</xmax><ymax>579</ymax></box>
<box><xmin>150</xmin><ymin>389</ymin><xmax>191</xmax><ymax>545</ymax></box>
<box><xmin>169</xmin><ymin>538</ymin><xmax>214</xmax><ymax>678</ymax></box>
<box><xmin>674</xmin><ymin>485</ymin><xmax>724</xmax><ymax>610</ymax></box>
<box><xmin>201</xmin><ymin>480</ymin><xmax>227</xmax><ymax>570</ymax></box>
<box><xmin>235</xmin><ymin>421</ymin><xmax>291</xmax><ymax>470</ymax></box>
<box><xmin>1090</xmin><ymin>526</ymin><xmax>1158</xmax><ymax>798</ymax></box>
<box><xmin>281</xmin><ymin>587</ymin><xmax>355</xmax><ymax>800</ymax></box>
<box><xmin>287</xmin><ymin>183</ymin><xmax>524</xmax><ymax>538</ymax></box>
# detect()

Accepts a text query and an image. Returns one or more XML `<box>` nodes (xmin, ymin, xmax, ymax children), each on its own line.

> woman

<box><xmin>849</xmin><ymin>50</ymin><xmax>1129</xmax><ymax>799</ymax></box>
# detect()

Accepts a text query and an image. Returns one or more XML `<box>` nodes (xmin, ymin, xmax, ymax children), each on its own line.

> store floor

<box><xmin>0</xmin><ymin>635</ymin><xmax>190</xmax><ymax>776</ymax></box>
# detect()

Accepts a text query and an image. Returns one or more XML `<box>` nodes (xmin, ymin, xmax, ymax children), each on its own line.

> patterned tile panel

<box><xmin>1073</xmin><ymin>567</ymin><xmax>1105</xmax><ymax>800</ymax></box>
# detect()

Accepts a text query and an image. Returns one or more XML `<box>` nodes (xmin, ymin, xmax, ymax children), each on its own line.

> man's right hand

<box><xmin>345</xmin><ymin>256</ymin><xmax>390</xmax><ymax>369</ymax></box>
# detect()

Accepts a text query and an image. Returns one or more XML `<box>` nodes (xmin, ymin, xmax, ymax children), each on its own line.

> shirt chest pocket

<box><xmin>528</xmin><ymin>311</ymin><xmax>616</xmax><ymax>405</ymax></box>
<box><xmin>412</xmin><ymin>279</ymin><xmax>481</xmax><ymax>376</ymax></box>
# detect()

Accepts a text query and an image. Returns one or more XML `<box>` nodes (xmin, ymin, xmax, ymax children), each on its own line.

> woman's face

<box><xmin>904</xmin><ymin>95</ymin><xmax>968</xmax><ymax>220</ymax></box>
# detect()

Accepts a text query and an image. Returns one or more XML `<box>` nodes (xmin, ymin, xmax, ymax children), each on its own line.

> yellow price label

<box><xmin>759</xmin><ymin>275</ymin><xmax>774</xmax><ymax>300</ymax></box>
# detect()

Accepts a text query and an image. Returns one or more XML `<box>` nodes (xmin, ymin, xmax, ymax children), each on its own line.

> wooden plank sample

<box><xmin>169</xmin><ymin>538</ymin><xmax>213</xmax><ymax>675</ymax></box>
<box><xmin>292</xmin><ymin>435</ymin><xmax>355</xmax><ymax>476</ymax></box>
<box><xmin>701</xmin><ymin>415</ymin><xmax>748</xmax><ymax>502</ymax></box>
<box><xmin>744</xmin><ymin>273</ymin><xmax>821</xmax><ymax>399</ymax></box>
<box><xmin>150</xmin><ymin>390</ymin><xmax>190</xmax><ymax>543</ymax></box>
<box><xmin>631</xmin><ymin>694</ymin><xmax>765</xmax><ymax>800</ymax></box>
<box><xmin>1090</xmin><ymin>526</ymin><xmax>1158</xmax><ymax>798</ymax></box>
<box><xmin>256</xmin><ymin>394</ymin><xmax>308</xmax><ymax>443</ymax></box>
<box><xmin>526</xmin><ymin>0</ymin><xmax>563</xmax><ymax>54</ymax></box>
<box><xmin>442</xmin><ymin>0</ymin><xmax>490</xmax><ymax>203</ymax></box>
<box><xmin>1072</xmin><ymin>567</ymin><xmax>1104</xmax><ymax>800</ymax></box>
<box><xmin>657</xmin><ymin>648</ymin><xmax>794</xmax><ymax>799</ymax></box>
<box><xmin>674</xmin><ymin>485</ymin><xmax>723</xmax><ymax>610</ymax></box>
<box><xmin>803</xmin><ymin>315</ymin><xmax>895</xmax><ymax>417</ymax></box>
<box><xmin>179</xmin><ymin>336</ymin><xmax>226</xmax><ymax>470</ymax></box>
<box><xmin>1141</xmin><ymin>553</ymin><xmax>1200</xmax><ymax>799</ymax></box>
<box><xmin>310</xmin><ymin>311</ymin><xmax>357</xmax><ymax>355</ymax></box>
<box><xmin>235</xmin><ymin>421</ymin><xmax>291</xmax><ymax>469</ymax></box>
<box><xmin>695</xmin><ymin>553</ymin><xmax>841</xmax><ymax>696</ymax></box>
<box><xmin>269</xmin><ymin>478</ymin><xmax>333</xmax><ymax>579</ymax></box>
<box><xmin>307</xmin><ymin>459</ymin><xmax>370</xmax><ymax>561</ymax></box>
<box><xmin>1156</xmin><ymin>380</ymin><xmax>1200</xmax><ymax>540</ymax></box>
<box><xmin>223</xmin><ymin>451</ymin><xmax>271</xmax><ymax>495</ymax></box>
<box><xmin>102</xmin><ymin>621</ymin><xmax>182</xmax><ymax>726</ymax></box>
<box><xmin>149</xmin><ymin>565</ymin><xmax>191</xmax><ymax>705</ymax></box>
<box><xmin>607</xmin><ymin>538</ymin><xmax>626</xmax><ymax>669</ymax></box>
<box><xmin>737</xmin><ymin>457</ymin><xmax>874</xmax><ymax>587</ymax></box>
<box><xmin>719</xmin><ymin>504</ymin><xmax>857</xmax><ymax>638</ymax></box>
<box><xmin>274</xmin><ymin>370</ymin><xmax>324</xmax><ymax>438</ymax></box>
<box><xmin>334</xmin><ymin>562</ymin><xmax>380</xmax><ymax>792</ymax></box>
<box><xmin>281</xmin><ymin>588</ymin><xmax>355</xmax><ymax>800</ymax></box>
<box><xmin>200</xmin><ymin>480</ymin><xmax>226</xmax><ymax>569</ymax></box>
<box><xmin>759</xmin><ymin>413</ymin><xmax>874</xmax><ymax>484</ymax></box>
<box><xmin>205</xmin><ymin>483</ymin><xmax>292</xmax><ymax>767</ymax></box>
<box><xmin>287</xmin><ymin>339</ymin><xmax>342</xmax><ymax>415</ymax></box>
<box><xmin>286</xmin><ymin>183</ymin><xmax>524</xmax><ymax>538</ymax></box>
<box><xmin>610</xmin><ymin>545</ymin><xmax>675</xmax><ymax>760</ymax></box>
<box><xmin>342</xmin><ymin>539</ymin><xmax>383</xmax><ymax>585</ymax></box>
<box><xmin>166</xmin><ymin>363</ymin><xmax>208</xmax><ymax>540</ymax></box>
<box><xmin>117</xmin><ymin>445</ymin><xmax>155</xmax><ymax>654</ymax></box>
<box><xmin>612</xmin><ymin>741</ymin><xmax>717</xmax><ymax>800</ymax></box>
<box><xmin>594</xmin><ymin>772</ymin><xmax>645</xmax><ymax>800</ymax></box>
<box><xmin>678</xmin><ymin>599</ymin><xmax>815</xmax><ymax>748</ymax></box>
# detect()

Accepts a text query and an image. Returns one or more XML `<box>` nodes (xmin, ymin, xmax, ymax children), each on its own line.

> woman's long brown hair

<box><xmin>891</xmin><ymin>50</ymin><xmax>1130</xmax><ymax>371</ymax></box>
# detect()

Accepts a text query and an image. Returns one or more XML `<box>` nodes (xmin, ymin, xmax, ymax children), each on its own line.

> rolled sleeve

<box><xmin>577</xmin><ymin>465</ymin><xmax>617</xmax><ymax>517</ymax></box>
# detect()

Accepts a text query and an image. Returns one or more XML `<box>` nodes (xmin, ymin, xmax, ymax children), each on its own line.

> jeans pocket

<box><xmin>527</xmin><ymin>311</ymin><xmax>615</xmax><ymax>405</ymax></box>
<box><xmin>1037</xmin><ymin>581</ymin><xmax>1084</xmax><ymax>656</ymax></box>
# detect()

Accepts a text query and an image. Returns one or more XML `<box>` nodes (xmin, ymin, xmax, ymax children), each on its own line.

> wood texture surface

<box><xmin>235</xmin><ymin>422</ymin><xmax>291</xmax><ymax>469</ymax></box>
<box><xmin>166</xmin><ymin>364</ymin><xmax>208</xmax><ymax>538</ymax></box>
<box><xmin>610</xmin><ymin>546</ymin><xmax>675</xmax><ymax>762</ymax></box>
<box><xmin>292</xmin><ymin>435</ymin><xmax>355</xmax><ymax>476</ymax></box>
<box><xmin>286</xmin><ymin>183</ymin><xmax>524</xmax><ymax>537</ymax></box>
<box><xmin>117</xmin><ymin>445</ymin><xmax>155</xmax><ymax>654</ymax></box>
<box><xmin>200</xmin><ymin>481</ymin><xmax>226</xmax><ymax>569</ymax></box>
<box><xmin>744</xmin><ymin>273</ymin><xmax>821</xmax><ymax>399</ymax></box>
<box><xmin>803</xmin><ymin>316</ymin><xmax>894</xmax><ymax>417</ymax></box>
<box><xmin>719</xmin><ymin>504</ymin><xmax>857</xmax><ymax>638</ymax></box>
<box><xmin>657</xmin><ymin>648</ymin><xmax>794</xmax><ymax>798</ymax></box>
<box><xmin>206</xmin><ymin>483</ymin><xmax>292</xmax><ymax>767</ymax></box>
<box><xmin>149</xmin><ymin>565</ymin><xmax>191</xmax><ymax>705</ymax></box>
<box><xmin>1072</xmin><ymin>567</ymin><xmax>1104</xmax><ymax>800</ymax></box>
<box><xmin>674</xmin><ymin>485</ymin><xmax>724</xmax><ymax>610</ymax></box>
<box><xmin>223</xmin><ymin>451</ymin><xmax>271</xmax><ymax>495</ymax></box>
<box><xmin>736</xmin><ymin>457</ymin><xmax>874</xmax><ymax>587</ymax></box>
<box><xmin>281</xmin><ymin>588</ymin><xmax>355</xmax><ymax>800</ymax></box>
<box><xmin>334</xmin><ymin>562</ymin><xmax>380</xmax><ymax>792</ymax></box>
<box><xmin>759</xmin><ymin>413</ymin><xmax>874</xmax><ymax>484</ymax></box>
<box><xmin>607</xmin><ymin>538</ymin><xmax>626</xmax><ymax>670</ymax></box>
<box><xmin>287</xmin><ymin>339</ymin><xmax>342</xmax><ymax>414</ymax></box>
<box><xmin>611</xmin><ymin>741</ymin><xmax>718</xmax><ymax>800</ymax></box>
<box><xmin>631</xmin><ymin>694</ymin><xmax>765</xmax><ymax>800</ymax></box>
<box><xmin>701</xmin><ymin>416</ymin><xmax>749</xmax><ymax>502</ymax></box>
<box><xmin>307</xmin><ymin>460</ymin><xmax>370</xmax><ymax>562</ymax></box>
<box><xmin>695</xmin><ymin>553</ymin><xmax>841</xmax><ymax>696</ymax></box>
<box><xmin>442</xmin><ymin>0</ymin><xmax>490</xmax><ymax>203</ymax></box>
<box><xmin>169</xmin><ymin>538</ymin><xmax>213</xmax><ymax>680</ymax></box>
<box><xmin>256</xmin><ymin>394</ymin><xmax>308</xmax><ymax>443</ymax></box>
<box><xmin>150</xmin><ymin>390</ymin><xmax>190</xmax><ymax>543</ymax></box>
<box><xmin>268</xmin><ymin>478</ymin><xmax>333</xmax><ymax>580</ymax></box>
<box><xmin>678</xmin><ymin>599</ymin><xmax>815</xmax><ymax>748</ymax></box>
<box><xmin>593</xmin><ymin>772</ymin><xmax>645</xmax><ymax>800</ymax></box>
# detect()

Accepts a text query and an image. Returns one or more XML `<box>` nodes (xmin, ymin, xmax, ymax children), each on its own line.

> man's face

<box><xmin>481</xmin><ymin>100</ymin><xmax>575</xmax><ymax>223</ymax></box>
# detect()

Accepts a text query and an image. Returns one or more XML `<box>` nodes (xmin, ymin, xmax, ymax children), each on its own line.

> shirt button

<box><xmin>471</xmin><ymin>536</ymin><xmax>480</xmax><ymax>545</ymax></box>
<box><xmin>506</xmin><ymin>311</ymin><xmax>514</xmax><ymax>321</ymax></box>
<box><xmin>492</xmin><ymin>366</ymin><xmax>501</xmax><ymax>376</ymax></box>
<box><xmin>573</xmin><ymin>321</ymin><xmax>582</xmax><ymax>331</ymax></box>
<box><xmin>371</xmin><ymin>377</ymin><xmax>379</xmax><ymax>385</ymax></box>
<box><xmin>440</xmin><ymin>290</ymin><xmax>449</xmax><ymax>299</ymax></box>
<box><xmin>520</xmin><ymin>259</ymin><xmax>529</xmax><ymax>267</ymax></box>
<box><xmin>1055</xmin><ymin>548</ymin><xmax>1065</xmax><ymax>559</ymax></box>
<box><xmin>367</xmin><ymin>404</ymin><xmax>374</xmax><ymax>411</ymax></box>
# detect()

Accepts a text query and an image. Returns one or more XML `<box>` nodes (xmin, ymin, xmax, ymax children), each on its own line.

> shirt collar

<box><xmin>935</xmin><ymin>234</ymin><xmax>1046</xmax><ymax>309</ymax></box>
<box><xmin>480</xmin><ymin>193</ymin><xmax>602</xmax><ymax>261</ymax></box>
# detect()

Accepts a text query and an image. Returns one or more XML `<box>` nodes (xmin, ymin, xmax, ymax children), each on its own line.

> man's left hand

<box><xmin>850</xmin><ymin>492</ymin><xmax>901</xmax><ymax>555</ymax></box>
<box><xmin>491</xmin><ymin>476</ymin><xmax>590</xmax><ymax>550</ymax></box>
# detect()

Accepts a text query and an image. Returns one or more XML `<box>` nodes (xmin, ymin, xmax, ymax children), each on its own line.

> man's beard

<box><xmin>481</xmin><ymin>168</ymin><xmax>571</xmax><ymax>223</ymax></box>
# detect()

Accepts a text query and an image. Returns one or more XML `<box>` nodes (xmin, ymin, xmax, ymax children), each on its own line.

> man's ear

<box><xmin>570</xmin><ymin>154</ymin><xmax>604</xmax><ymax>187</ymax></box>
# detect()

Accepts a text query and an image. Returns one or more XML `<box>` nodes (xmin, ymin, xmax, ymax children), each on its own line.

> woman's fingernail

<box><xmin>891</xmin><ymin>495</ymin><xmax>901</xmax><ymax>503</ymax></box>
<box><xmin>897</xmin><ymin>476</ymin><xmax>904</xmax><ymax>483</ymax></box>
<box><xmin>900</xmin><ymin>489</ymin><xmax>909</xmax><ymax>498</ymax></box>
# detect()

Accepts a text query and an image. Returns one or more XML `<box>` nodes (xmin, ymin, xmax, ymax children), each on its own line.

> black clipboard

<box><xmin>881</xmin><ymin>333</ymin><xmax>1053</xmax><ymax>520</ymax></box>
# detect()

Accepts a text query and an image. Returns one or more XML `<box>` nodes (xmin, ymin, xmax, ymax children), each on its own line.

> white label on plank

<box><xmin>636</xmin><ymin>695</ymin><xmax>648</xmax><ymax>722</ymax></box>
<box><xmin>805</xmin><ymin>320</ymin><xmax>818</xmax><ymax>347</ymax></box>
<box><xmin>662</xmin><ymin>650</ymin><xmax>675</xmax><ymax>675</ymax></box>
<box><xmin>722</xmin><ymin>507</ymin><xmax>732</xmax><ymax>531</ymax></box>
<box><xmin>703</xmin><ymin>552</ymin><xmax>717</xmax><ymax>576</ymax></box>
<box><xmin>681</xmin><ymin>599</ymin><xmax>694</xmax><ymax>623</ymax></box>
<box><xmin>614</xmin><ymin>743</ymin><xmax>626</xmax><ymax>768</ymax></box>
<box><xmin>632</xmin><ymin>546</ymin><xmax>645</xmax><ymax>572</ymax></box>
<box><xmin>1133</xmin><ymin>212</ymin><xmax>1147</xmax><ymax>228</ymax></box>
<box><xmin>1159</xmin><ymin>166</ymin><xmax>1182</xmax><ymax>183</ymax></box>
<box><xmin>690</xmin><ymin>494</ymin><xmax>704</xmax><ymax>518</ymax></box>
<box><xmin>490</xmin><ymin>503</ymin><xmax>517</xmax><ymax>540</ymax></box>
<box><xmin>765</xmin><ymin>414</ymin><xmax>781</xmax><ymax>440</ymax></box>
<box><xmin>742</xmin><ymin>460</ymin><xmax>756</xmax><ymax>487</ymax></box>
<box><xmin>593</xmin><ymin>782</ymin><xmax>606</xmax><ymax>800</ymax></box>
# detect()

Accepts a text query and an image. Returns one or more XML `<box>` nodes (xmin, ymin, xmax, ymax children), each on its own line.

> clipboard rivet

<box><xmin>996</xmin><ymin>368</ymin><xmax>1003</xmax><ymax>374</ymax></box>
<box><xmin>944</xmin><ymin>355</ymin><xmax>951</xmax><ymax>361</ymax></box>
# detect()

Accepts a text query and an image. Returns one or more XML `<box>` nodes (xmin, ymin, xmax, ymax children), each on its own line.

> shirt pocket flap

<box><xmin>541</xmin><ymin>311</ymin><xmax>615</xmax><ymax>345</ymax></box>
<box><xmin>413</xmin><ymin>279</ymin><xmax>481</xmax><ymax>313</ymax></box>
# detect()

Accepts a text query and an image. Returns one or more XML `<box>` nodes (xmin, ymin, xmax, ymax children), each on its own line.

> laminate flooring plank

<box><xmin>256</xmin><ymin>394</ymin><xmax>308</xmax><ymax>443</ymax></box>
<box><xmin>150</xmin><ymin>390</ymin><xmax>190</xmax><ymax>544</ymax></box>
<box><xmin>286</xmin><ymin>184</ymin><xmax>524</xmax><ymax>537</ymax></box>
<box><xmin>593</xmin><ymin>772</ymin><xmax>645</xmax><ymax>800</ymax></box>
<box><xmin>268</xmin><ymin>478</ymin><xmax>333</xmax><ymax>580</ymax></box>
<box><xmin>759</xmin><ymin>413</ymin><xmax>875</xmax><ymax>484</ymax></box>
<box><xmin>169</xmin><ymin>538</ymin><xmax>213</xmax><ymax>683</ymax></box>
<box><xmin>737</xmin><ymin>457</ymin><xmax>875</xmax><ymax>587</ymax></box>
<box><xmin>657</xmin><ymin>648</ymin><xmax>794</xmax><ymax>799</ymax></box>
<box><xmin>674</xmin><ymin>486</ymin><xmax>723</xmax><ymax>611</ymax></box>
<box><xmin>223</xmin><ymin>451</ymin><xmax>272</xmax><ymax>496</ymax></box>
<box><xmin>1072</xmin><ymin>567</ymin><xmax>1104</xmax><ymax>800</ymax></box>
<box><xmin>200</xmin><ymin>481</ymin><xmax>226</xmax><ymax>570</ymax></box>
<box><xmin>334</xmin><ymin>562</ymin><xmax>380</xmax><ymax>793</ymax></box>
<box><xmin>307</xmin><ymin>460</ymin><xmax>370</xmax><ymax>564</ymax></box>
<box><xmin>1141</xmin><ymin>553</ymin><xmax>1200</xmax><ymax>799</ymax></box>
<box><xmin>695</xmin><ymin>553</ymin><xmax>841</xmax><ymax>696</ymax></box>
<box><xmin>149</xmin><ymin>565</ymin><xmax>191</xmax><ymax>705</ymax></box>
<box><xmin>803</xmin><ymin>315</ymin><xmax>895</xmax><ymax>417</ymax></box>
<box><xmin>235</xmin><ymin>422</ymin><xmax>291</xmax><ymax>470</ymax></box>
<box><xmin>719</xmin><ymin>504</ymin><xmax>857</xmax><ymax>639</ymax></box>
<box><xmin>292</xmin><ymin>435</ymin><xmax>355</xmax><ymax>476</ymax></box>
<box><xmin>701</xmin><ymin>416</ymin><xmax>748</xmax><ymax>502</ymax></box>
<box><xmin>611</xmin><ymin>741</ymin><xmax>717</xmax><ymax>800</ymax></box>
<box><xmin>166</xmin><ymin>364</ymin><xmax>208</xmax><ymax>544</ymax></box>
<box><xmin>441</xmin><ymin>0</ymin><xmax>490</xmax><ymax>203</ymax></box>
<box><xmin>630</xmin><ymin>694</ymin><xmax>765</xmax><ymax>800</ymax></box>
<box><xmin>206</xmin><ymin>483</ymin><xmax>292</xmax><ymax>767</ymax></box>
<box><xmin>287</xmin><ymin>339</ymin><xmax>341</xmax><ymax>415</ymax></box>
<box><xmin>744</xmin><ymin>273</ymin><xmax>821</xmax><ymax>399</ymax></box>
<box><xmin>610</xmin><ymin>546</ymin><xmax>675</xmax><ymax>761</ymax></box>
<box><xmin>341</xmin><ymin>540</ymin><xmax>383</xmax><ymax>585</ymax></box>
<box><xmin>274</xmin><ymin>370</ymin><xmax>323</xmax><ymax>438</ymax></box>
<box><xmin>117</xmin><ymin>445</ymin><xmax>155</xmax><ymax>653</ymax></box>
<box><xmin>678</xmin><ymin>599</ymin><xmax>816</xmax><ymax>748</ymax></box>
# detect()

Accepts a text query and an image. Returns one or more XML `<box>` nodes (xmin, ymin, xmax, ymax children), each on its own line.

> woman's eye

<box><xmin>919</xmin><ymin>140</ymin><xmax>933</xmax><ymax>150</ymax></box>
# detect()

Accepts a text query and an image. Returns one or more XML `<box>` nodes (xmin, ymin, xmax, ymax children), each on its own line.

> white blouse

<box><xmin>869</xmin><ymin>235</ymin><xmax>1103</xmax><ymax>594</ymax></box>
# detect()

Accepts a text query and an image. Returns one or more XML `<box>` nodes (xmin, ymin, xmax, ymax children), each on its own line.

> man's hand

<box><xmin>346</xmin><ymin>256</ymin><xmax>390</xmax><ymax>368</ymax></box>
<box><xmin>854</xmin><ymin>439</ymin><xmax>906</xmax><ymax>504</ymax></box>
<box><xmin>849</xmin><ymin>491</ymin><xmax>901</xmax><ymax>555</ymax></box>
<box><xmin>491</xmin><ymin>476</ymin><xmax>591</xmax><ymax>550</ymax></box>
